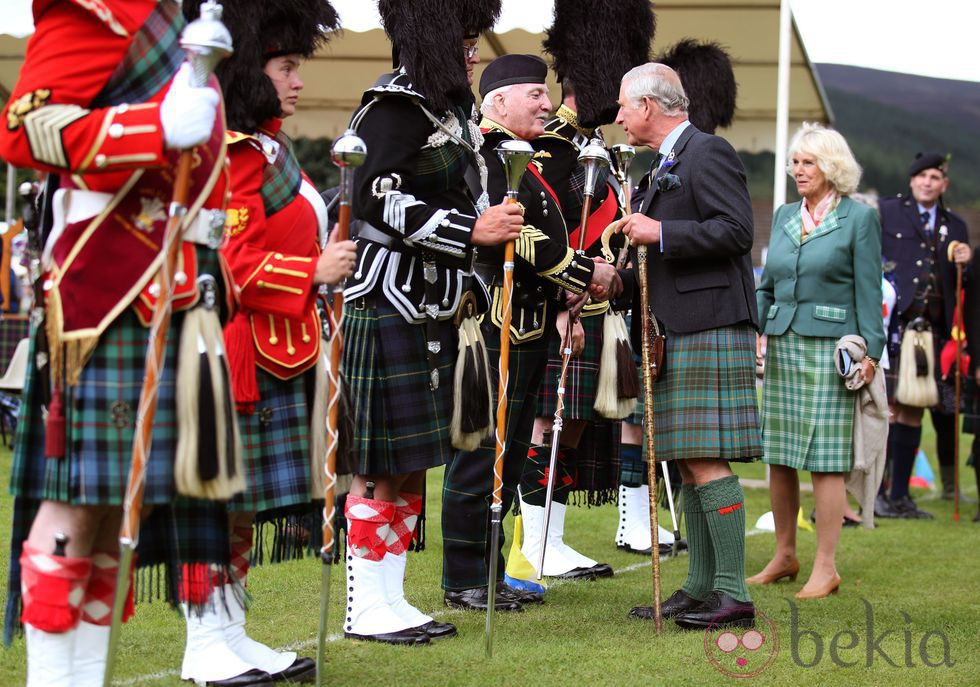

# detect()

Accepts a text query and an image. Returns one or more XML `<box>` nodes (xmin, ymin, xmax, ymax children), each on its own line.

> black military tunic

<box><xmin>441</xmin><ymin>118</ymin><xmax>594</xmax><ymax>591</ymax></box>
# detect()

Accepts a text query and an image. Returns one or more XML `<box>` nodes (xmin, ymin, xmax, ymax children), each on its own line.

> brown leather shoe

<box><xmin>795</xmin><ymin>573</ymin><xmax>841</xmax><ymax>600</ymax></box>
<box><xmin>746</xmin><ymin>558</ymin><xmax>800</xmax><ymax>585</ymax></box>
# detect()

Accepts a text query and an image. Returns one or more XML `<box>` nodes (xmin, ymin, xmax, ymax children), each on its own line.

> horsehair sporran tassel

<box><xmin>451</xmin><ymin>314</ymin><xmax>494</xmax><ymax>451</ymax></box>
<box><xmin>175</xmin><ymin>300</ymin><xmax>244</xmax><ymax>500</ymax></box>
<box><xmin>594</xmin><ymin>310</ymin><xmax>638</xmax><ymax>419</ymax></box>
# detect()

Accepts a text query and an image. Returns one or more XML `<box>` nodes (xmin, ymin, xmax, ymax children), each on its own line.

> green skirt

<box><xmin>761</xmin><ymin>330</ymin><xmax>853</xmax><ymax>472</ymax></box>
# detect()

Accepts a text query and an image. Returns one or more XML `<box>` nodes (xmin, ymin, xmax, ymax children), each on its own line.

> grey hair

<box><xmin>480</xmin><ymin>85</ymin><xmax>513</xmax><ymax>115</ymax></box>
<box><xmin>786</xmin><ymin>122</ymin><xmax>862</xmax><ymax>196</ymax></box>
<box><xmin>621</xmin><ymin>63</ymin><xmax>689</xmax><ymax>116</ymax></box>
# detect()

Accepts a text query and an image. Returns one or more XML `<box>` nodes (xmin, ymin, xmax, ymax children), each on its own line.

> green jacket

<box><xmin>757</xmin><ymin>196</ymin><xmax>885</xmax><ymax>359</ymax></box>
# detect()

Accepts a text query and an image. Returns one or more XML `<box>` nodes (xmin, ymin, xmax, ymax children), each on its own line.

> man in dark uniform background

<box><xmin>879</xmin><ymin>153</ymin><xmax>972</xmax><ymax>518</ymax></box>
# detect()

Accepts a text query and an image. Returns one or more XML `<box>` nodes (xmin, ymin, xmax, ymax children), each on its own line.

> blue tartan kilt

<box><xmin>343</xmin><ymin>299</ymin><xmax>457</xmax><ymax>475</ymax></box>
<box><xmin>536</xmin><ymin>310</ymin><xmax>603</xmax><ymax>420</ymax></box>
<box><xmin>11</xmin><ymin>308</ymin><xmax>183</xmax><ymax>506</ymax></box>
<box><xmin>229</xmin><ymin>368</ymin><xmax>314</xmax><ymax>513</ymax></box>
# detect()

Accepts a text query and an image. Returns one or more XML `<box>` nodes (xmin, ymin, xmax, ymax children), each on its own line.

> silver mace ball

<box><xmin>496</xmin><ymin>139</ymin><xmax>536</xmax><ymax>199</ymax></box>
<box><xmin>610</xmin><ymin>143</ymin><xmax>636</xmax><ymax>183</ymax></box>
<box><xmin>180</xmin><ymin>1</ymin><xmax>234</xmax><ymax>88</ymax></box>
<box><xmin>331</xmin><ymin>130</ymin><xmax>368</xmax><ymax>169</ymax></box>
<box><xmin>579</xmin><ymin>138</ymin><xmax>611</xmax><ymax>198</ymax></box>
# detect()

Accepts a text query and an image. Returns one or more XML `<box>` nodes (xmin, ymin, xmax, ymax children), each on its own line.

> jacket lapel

<box><xmin>780</xmin><ymin>202</ymin><xmax>803</xmax><ymax>246</ymax></box>
<box><xmin>639</xmin><ymin>124</ymin><xmax>697</xmax><ymax>216</ymax></box>
<box><xmin>901</xmin><ymin>198</ymin><xmax>929</xmax><ymax>242</ymax></box>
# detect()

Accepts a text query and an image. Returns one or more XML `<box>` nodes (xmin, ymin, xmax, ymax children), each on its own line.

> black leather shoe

<box><xmin>618</xmin><ymin>542</ymin><xmax>652</xmax><ymax>555</ymax></box>
<box><xmin>891</xmin><ymin>495</ymin><xmax>933</xmax><ymax>519</ymax></box>
<box><xmin>497</xmin><ymin>582</ymin><xmax>544</xmax><ymax>605</ymax></box>
<box><xmin>196</xmin><ymin>669</ymin><xmax>275</xmax><ymax>687</ymax></box>
<box><xmin>267</xmin><ymin>657</ymin><xmax>315</xmax><ymax>683</ymax></box>
<box><xmin>674</xmin><ymin>591</ymin><xmax>755</xmax><ymax>630</ymax></box>
<box><xmin>549</xmin><ymin>567</ymin><xmax>597</xmax><ymax>581</ymax></box>
<box><xmin>874</xmin><ymin>494</ymin><xmax>902</xmax><ymax>519</ymax></box>
<box><xmin>628</xmin><ymin>589</ymin><xmax>702</xmax><ymax>621</ymax></box>
<box><xmin>587</xmin><ymin>563</ymin><xmax>614</xmax><ymax>578</ymax></box>
<box><xmin>444</xmin><ymin>587</ymin><xmax>523</xmax><ymax>612</ymax></box>
<box><xmin>343</xmin><ymin>628</ymin><xmax>430</xmax><ymax>645</ymax></box>
<box><xmin>415</xmin><ymin>620</ymin><xmax>458</xmax><ymax>640</ymax></box>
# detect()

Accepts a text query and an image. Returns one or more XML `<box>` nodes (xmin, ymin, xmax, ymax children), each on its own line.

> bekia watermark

<box><xmin>704</xmin><ymin>599</ymin><xmax>955</xmax><ymax>678</ymax></box>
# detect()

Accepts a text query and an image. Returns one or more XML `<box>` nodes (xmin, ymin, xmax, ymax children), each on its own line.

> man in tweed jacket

<box><xmin>609</xmin><ymin>63</ymin><xmax>762</xmax><ymax>630</ymax></box>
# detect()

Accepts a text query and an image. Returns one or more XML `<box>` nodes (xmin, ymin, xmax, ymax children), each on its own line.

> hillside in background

<box><xmin>742</xmin><ymin>65</ymin><xmax>980</xmax><ymax>210</ymax></box>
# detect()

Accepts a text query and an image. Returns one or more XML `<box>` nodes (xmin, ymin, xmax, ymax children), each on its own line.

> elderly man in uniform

<box><xmin>440</xmin><ymin>54</ymin><xmax>621</xmax><ymax>612</ymax></box>
<box><xmin>878</xmin><ymin>153</ymin><xmax>972</xmax><ymax>518</ymax></box>
<box><xmin>606</xmin><ymin>63</ymin><xmax>762</xmax><ymax>629</ymax></box>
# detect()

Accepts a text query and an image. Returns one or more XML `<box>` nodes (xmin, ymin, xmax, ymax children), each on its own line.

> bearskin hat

<box><xmin>183</xmin><ymin>0</ymin><xmax>341</xmax><ymax>133</ymax></box>
<box><xmin>543</xmin><ymin>0</ymin><xmax>655</xmax><ymax>129</ymax></box>
<box><xmin>378</xmin><ymin>0</ymin><xmax>502</xmax><ymax>113</ymax></box>
<box><xmin>658</xmin><ymin>39</ymin><xmax>737</xmax><ymax>134</ymax></box>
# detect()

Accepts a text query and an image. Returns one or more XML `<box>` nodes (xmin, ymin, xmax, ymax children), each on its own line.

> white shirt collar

<box><xmin>657</xmin><ymin>120</ymin><xmax>690</xmax><ymax>163</ymax></box>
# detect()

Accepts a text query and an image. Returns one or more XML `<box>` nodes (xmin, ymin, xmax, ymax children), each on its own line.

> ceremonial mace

<box><xmin>486</xmin><ymin>139</ymin><xmax>535</xmax><ymax>658</ymax></box>
<box><xmin>316</xmin><ymin>131</ymin><xmax>366</xmax><ymax>685</ymax></box>
<box><xmin>536</xmin><ymin>141</ymin><xmax>609</xmax><ymax>581</ymax></box>
<box><xmin>103</xmin><ymin>4</ymin><xmax>233</xmax><ymax>685</ymax></box>
<box><xmin>610</xmin><ymin>145</ymin><xmax>682</xmax><ymax>558</ymax></box>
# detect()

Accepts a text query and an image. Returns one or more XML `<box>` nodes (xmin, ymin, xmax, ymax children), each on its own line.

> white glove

<box><xmin>160</xmin><ymin>63</ymin><xmax>220</xmax><ymax>150</ymax></box>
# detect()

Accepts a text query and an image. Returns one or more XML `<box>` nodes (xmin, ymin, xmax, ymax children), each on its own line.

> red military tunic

<box><xmin>222</xmin><ymin>119</ymin><xmax>324</xmax><ymax>408</ymax></box>
<box><xmin>0</xmin><ymin>0</ymin><xmax>230</xmax><ymax>383</ymax></box>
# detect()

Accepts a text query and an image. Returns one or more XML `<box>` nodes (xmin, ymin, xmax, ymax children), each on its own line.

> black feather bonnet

<box><xmin>182</xmin><ymin>0</ymin><xmax>341</xmax><ymax>133</ymax></box>
<box><xmin>658</xmin><ymin>39</ymin><xmax>737</xmax><ymax>134</ymax></box>
<box><xmin>543</xmin><ymin>0</ymin><xmax>655</xmax><ymax>129</ymax></box>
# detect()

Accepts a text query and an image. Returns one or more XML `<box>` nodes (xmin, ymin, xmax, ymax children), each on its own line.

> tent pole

<box><xmin>772</xmin><ymin>0</ymin><xmax>792</xmax><ymax>211</ymax></box>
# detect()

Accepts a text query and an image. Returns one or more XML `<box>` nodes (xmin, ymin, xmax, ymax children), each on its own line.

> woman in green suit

<box><xmin>750</xmin><ymin>123</ymin><xmax>885</xmax><ymax>599</ymax></box>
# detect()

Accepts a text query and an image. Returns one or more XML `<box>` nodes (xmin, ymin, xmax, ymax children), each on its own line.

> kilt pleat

<box><xmin>11</xmin><ymin>309</ymin><xmax>181</xmax><ymax>506</ymax></box>
<box><xmin>230</xmin><ymin>369</ymin><xmax>313</xmax><ymax>512</ymax></box>
<box><xmin>536</xmin><ymin>312</ymin><xmax>603</xmax><ymax>420</ymax></box>
<box><xmin>761</xmin><ymin>330</ymin><xmax>853</xmax><ymax>472</ymax></box>
<box><xmin>652</xmin><ymin>325</ymin><xmax>762</xmax><ymax>462</ymax></box>
<box><xmin>343</xmin><ymin>301</ymin><xmax>456</xmax><ymax>475</ymax></box>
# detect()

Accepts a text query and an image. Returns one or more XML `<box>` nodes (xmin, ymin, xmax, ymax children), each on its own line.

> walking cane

<box><xmin>949</xmin><ymin>241</ymin><xmax>965</xmax><ymax>523</ymax></box>
<box><xmin>537</xmin><ymin>141</ymin><xmax>609</xmax><ymax>581</ymax></box>
<box><xmin>486</xmin><ymin>139</ymin><xmax>535</xmax><ymax>658</ymax></box>
<box><xmin>637</xmin><ymin>243</ymin><xmax>662</xmax><ymax>633</ymax></box>
<box><xmin>102</xmin><ymin>5</ymin><xmax>232</xmax><ymax>685</ymax></box>
<box><xmin>316</xmin><ymin>131</ymin><xmax>366</xmax><ymax>685</ymax></box>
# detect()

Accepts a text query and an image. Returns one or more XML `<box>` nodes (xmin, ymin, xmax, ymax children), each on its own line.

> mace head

<box><xmin>180</xmin><ymin>1</ymin><xmax>234</xmax><ymax>87</ymax></box>
<box><xmin>496</xmin><ymin>140</ymin><xmax>536</xmax><ymax>199</ymax></box>
<box><xmin>610</xmin><ymin>144</ymin><xmax>636</xmax><ymax>182</ymax></box>
<box><xmin>331</xmin><ymin>130</ymin><xmax>368</xmax><ymax>168</ymax></box>
<box><xmin>579</xmin><ymin>138</ymin><xmax>610</xmax><ymax>199</ymax></box>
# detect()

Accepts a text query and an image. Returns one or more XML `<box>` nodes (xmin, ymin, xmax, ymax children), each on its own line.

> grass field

<box><xmin>0</xmin><ymin>416</ymin><xmax>978</xmax><ymax>686</ymax></box>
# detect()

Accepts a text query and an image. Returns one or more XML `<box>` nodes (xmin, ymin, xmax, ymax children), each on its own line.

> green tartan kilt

<box><xmin>343</xmin><ymin>299</ymin><xmax>456</xmax><ymax>475</ymax></box>
<box><xmin>536</xmin><ymin>310</ymin><xmax>603</xmax><ymax>420</ymax></box>
<box><xmin>229</xmin><ymin>368</ymin><xmax>313</xmax><ymax>513</ymax></box>
<box><xmin>11</xmin><ymin>308</ymin><xmax>183</xmax><ymax>506</ymax></box>
<box><xmin>652</xmin><ymin>325</ymin><xmax>762</xmax><ymax>462</ymax></box>
<box><xmin>761</xmin><ymin>330</ymin><xmax>853</xmax><ymax>472</ymax></box>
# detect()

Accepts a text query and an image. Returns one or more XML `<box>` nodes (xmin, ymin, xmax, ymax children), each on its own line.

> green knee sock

<box><xmin>697</xmin><ymin>475</ymin><xmax>751</xmax><ymax>603</ymax></box>
<box><xmin>680</xmin><ymin>483</ymin><xmax>713</xmax><ymax>601</ymax></box>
